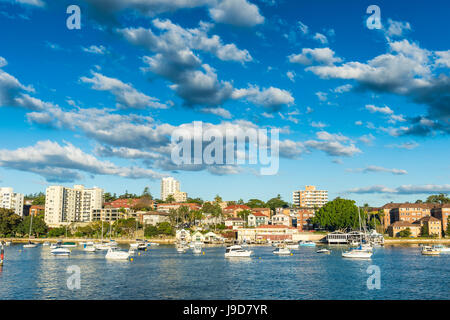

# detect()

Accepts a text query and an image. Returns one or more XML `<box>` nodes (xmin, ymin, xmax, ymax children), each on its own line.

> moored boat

<box><xmin>51</xmin><ymin>247</ymin><xmax>71</xmax><ymax>256</ymax></box>
<box><xmin>317</xmin><ymin>248</ymin><xmax>331</xmax><ymax>254</ymax></box>
<box><xmin>421</xmin><ymin>246</ymin><xmax>440</xmax><ymax>256</ymax></box>
<box><xmin>342</xmin><ymin>246</ymin><xmax>373</xmax><ymax>259</ymax></box>
<box><xmin>105</xmin><ymin>247</ymin><xmax>130</xmax><ymax>260</ymax></box>
<box><xmin>299</xmin><ymin>240</ymin><xmax>316</xmax><ymax>247</ymax></box>
<box><xmin>225</xmin><ymin>245</ymin><xmax>252</xmax><ymax>258</ymax></box>
<box><xmin>273</xmin><ymin>247</ymin><xmax>291</xmax><ymax>255</ymax></box>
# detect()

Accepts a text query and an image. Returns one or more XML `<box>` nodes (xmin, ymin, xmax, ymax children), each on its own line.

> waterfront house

<box><xmin>417</xmin><ymin>216</ymin><xmax>442</xmax><ymax>238</ymax></box>
<box><xmin>176</xmin><ymin>229</ymin><xmax>191</xmax><ymax>243</ymax></box>
<box><xmin>140</xmin><ymin>211</ymin><xmax>170</xmax><ymax>226</ymax></box>
<box><xmin>431</xmin><ymin>204</ymin><xmax>450</xmax><ymax>234</ymax></box>
<box><xmin>224</xmin><ymin>217</ymin><xmax>245</xmax><ymax>229</ymax></box>
<box><xmin>271</xmin><ymin>214</ymin><xmax>292</xmax><ymax>227</ymax></box>
<box><xmin>203</xmin><ymin>232</ymin><xmax>224</xmax><ymax>243</ymax></box>
<box><xmin>191</xmin><ymin>231</ymin><xmax>205</xmax><ymax>242</ymax></box>
<box><xmin>247</xmin><ymin>212</ymin><xmax>269</xmax><ymax>227</ymax></box>
<box><xmin>156</xmin><ymin>203</ymin><xmax>201</xmax><ymax>213</ymax></box>
<box><xmin>237</xmin><ymin>224</ymin><xmax>298</xmax><ymax>242</ymax></box>
<box><xmin>388</xmin><ymin>221</ymin><xmax>421</xmax><ymax>237</ymax></box>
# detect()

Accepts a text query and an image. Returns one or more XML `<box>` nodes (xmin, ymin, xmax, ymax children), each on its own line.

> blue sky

<box><xmin>0</xmin><ymin>0</ymin><xmax>449</xmax><ymax>206</ymax></box>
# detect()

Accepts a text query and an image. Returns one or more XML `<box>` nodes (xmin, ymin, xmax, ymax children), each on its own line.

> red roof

<box><xmin>251</xmin><ymin>212</ymin><xmax>268</xmax><ymax>217</ymax></box>
<box><xmin>257</xmin><ymin>224</ymin><xmax>293</xmax><ymax>229</ymax></box>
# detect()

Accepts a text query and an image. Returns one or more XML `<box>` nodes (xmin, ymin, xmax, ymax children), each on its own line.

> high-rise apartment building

<box><xmin>44</xmin><ymin>185</ymin><xmax>103</xmax><ymax>226</ymax></box>
<box><xmin>0</xmin><ymin>187</ymin><xmax>24</xmax><ymax>216</ymax></box>
<box><xmin>161</xmin><ymin>177</ymin><xmax>186</xmax><ymax>201</ymax></box>
<box><xmin>292</xmin><ymin>185</ymin><xmax>328</xmax><ymax>208</ymax></box>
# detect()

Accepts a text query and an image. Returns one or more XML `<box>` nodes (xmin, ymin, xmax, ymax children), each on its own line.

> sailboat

<box><xmin>23</xmin><ymin>214</ymin><xmax>38</xmax><ymax>248</ymax></box>
<box><xmin>342</xmin><ymin>207</ymin><xmax>373</xmax><ymax>259</ymax></box>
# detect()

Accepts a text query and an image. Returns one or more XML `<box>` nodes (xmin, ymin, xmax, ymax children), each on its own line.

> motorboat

<box><xmin>61</xmin><ymin>242</ymin><xmax>77</xmax><ymax>248</ymax></box>
<box><xmin>51</xmin><ymin>247</ymin><xmax>71</xmax><ymax>256</ymax></box>
<box><xmin>43</xmin><ymin>242</ymin><xmax>50</xmax><ymax>246</ymax></box>
<box><xmin>148</xmin><ymin>242</ymin><xmax>159</xmax><ymax>246</ymax></box>
<box><xmin>23</xmin><ymin>241</ymin><xmax>38</xmax><ymax>248</ymax></box>
<box><xmin>273</xmin><ymin>247</ymin><xmax>291</xmax><ymax>255</ymax></box>
<box><xmin>342</xmin><ymin>246</ymin><xmax>373</xmax><ymax>259</ymax></box>
<box><xmin>421</xmin><ymin>246</ymin><xmax>440</xmax><ymax>256</ymax></box>
<box><xmin>360</xmin><ymin>243</ymin><xmax>373</xmax><ymax>252</ymax></box>
<box><xmin>105</xmin><ymin>247</ymin><xmax>130</xmax><ymax>260</ymax></box>
<box><xmin>317</xmin><ymin>248</ymin><xmax>331</xmax><ymax>254</ymax></box>
<box><xmin>83</xmin><ymin>243</ymin><xmax>96</xmax><ymax>252</ymax></box>
<box><xmin>176</xmin><ymin>243</ymin><xmax>188</xmax><ymax>253</ymax></box>
<box><xmin>432</xmin><ymin>245</ymin><xmax>450</xmax><ymax>253</ymax></box>
<box><xmin>299</xmin><ymin>240</ymin><xmax>316</xmax><ymax>247</ymax></box>
<box><xmin>5</xmin><ymin>241</ymin><xmax>11</xmax><ymax>246</ymax></box>
<box><xmin>284</xmin><ymin>240</ymin><xmax>299</xmax><ymax>250</ymax></box>
<box><xmin>95</xmin><ymin>241</ymin><xmax>118</xmax><ymax>250</ymax></box>
<box><xmin>50</xmin><ymin>240</ymin><xmax>62</xmax><ymax>249</ymax></box>
<box><xmin>192</xmin><ymin>243</ymin><xmax>202</xmax><ymax>254</ymax></box>
<box><xmin>225</xmin><ymin>245</ymin><xmax>252</xmax><ymax>258</ymax></box>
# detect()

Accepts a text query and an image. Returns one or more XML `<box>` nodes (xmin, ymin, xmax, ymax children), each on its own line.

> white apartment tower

<box><xmin>45</xmin><ymin>185</ymin><xmax>103</xmax><ymax>227</ymax></box>
<box><xmin>0</xmin><ymin>187</ymin><xmax>24</xmax><ymax>217</ymax></box>
<box><xmin>293</xmin><ymin>185</ymin><xmax>328</xmax><ymax>208</ymax></box>
<box><xmin>160</xmin><ymin>177</ymin><xmax>186</xmax><ymax>201</ymax></box>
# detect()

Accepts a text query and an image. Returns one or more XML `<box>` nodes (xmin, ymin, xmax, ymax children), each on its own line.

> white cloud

<box><xmin>288</xmin><ymin>47</ymin><xmax>342</xmax><ymax>66</ymax></box>
<box><xmin>0</xmin><ymin>140</ymin><xmax>164</xmax><ymax>182</ymax></box>
<box><xmin>304</xmin><ymin>131</ymin><xmax>361</xmax><ymax>157</ymax></box>
<box><xmin>15</xmin><ymin>0</ymin><xmax>45</xmax><ymax>7</ymax></box>
<box><xmin>346</xmin><ymin>165</ymin><xmax>407</xmax><ymax>175</ymax></box>
<box><xmin>200</xmin><ymin>107</ymin><xmax>232</xmax><ymax>119</ymax></box>
<box><xmin>232</xmin><ymin>85</ymin><xmax>294</xmax><ymax>111</ymax></box>
<box><xmin>347</xmin><ymin>184</ymin><xmax>450</xmax><ymax>194</ymax></box>
<box><xmin>297</xmin><ymin>21</ymin><xmax>309</xmax><ymax>35</ymax></box>
<box><xmin>209</xmin><ymin>0</ymin><xmax>264</xmax><ymax>27</ymax></box>
<box><xmin>311</xmin><ymin>121</ymin><xmax>328</xmax><ymax>128</ymax></box>
<box><xmin>315</xmin><ymin>91</ymin><xmax>328</xmax><ymax>102</ymax></box>
<box><xmin>80</xmin><ymin>71</ymin><xmax>170</xmax><ymax>109</ymax></box>
<box><xmin>82</xmin><ymin>45</ymin><xmax>107</xmax><ymax>54</ymax></box>
<box><xmin>365</xmin><ymin>104</ymin><xmax>393</xmax><ymax>115</ymax></box>
<box><xmin>385</xmin><ymin>19</ymin><xmax>411</xmax><ymax>38</ymax></box>
<box><xmin>333</xmin><ymin>84</ymin><xmax>352</xmax><ymax>93</ymax></box>
<box><xmin>385</xmin><ymin>142</ymin><xmax>419</xmax><ymax>150</ymax></box>
<box><xmin>286</xmin><ymin>70</ymin><xmax>295</xmax><ymax>82</ymax></box>
<box><xmin>359</xmin><ymin>133</ymin><xmax>375</xmax><ymax>145</ymax></box>
<box><xmin>313</xmin><ymin>32</ymin><xmax>328</xmax><ymax>44</ymax></box>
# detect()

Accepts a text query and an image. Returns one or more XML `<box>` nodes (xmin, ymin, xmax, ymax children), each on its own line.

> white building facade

<box><xmin>161</xmin><ymin>177</ymin><xmax>187</xmax><ymax>201</ymax></box>
<box><xmin>292</xmin><ymin>185</ymin><xmax>328</xmax><ymax>208</ymax></box>
<box><xmin>45</xmin><ymin>185</ymin><xmax>104</xmax><ymax>227</ymax></box>
<box><xmin>0</xmin><ymin>187</ymin><xmax>24</xmax><ymax>217</ymax></box>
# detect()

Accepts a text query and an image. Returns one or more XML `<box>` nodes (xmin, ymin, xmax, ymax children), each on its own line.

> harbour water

<box><xmin>0</xmin><ymin>244</ymin><xmax>448</xmax><ymax>300</ymax></box>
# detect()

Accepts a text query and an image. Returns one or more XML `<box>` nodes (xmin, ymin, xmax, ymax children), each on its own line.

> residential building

<box><xmin>275</xmin><ymin>207</ymin><xmax>316</xmax><ymax>231</ymax></box>
<box><xmin>191</xmin><ymin>231</ymin><xmax>205</xmax><ymax>242</ymax></box>
<box><xmin>140</xmin><ymin>211</ymin><xmax>170</xmax><ymax>226</ymax></box>
<box><xmin>248</xmin><ymin>212</ymin><xmax>269</xmax><ymax>227</ymax></box>
<box><xmin>30</xmin><ymin>205</ymin><xmax>45</xmax><ymax>216</ymax></box>
<box><xmin>237</xmin><ymin>224</ymin><xmax>298</xmax><ymax>242</ymax></box>
<box><xmin>104</xmin><ymin>198</ymin><xmax>141</xmax><ymax>209</ymax></box>
<box><xmin>91</xmin><ymin>207</ymin><xmax>122</xmax><ymax>222</ymax></box>
<box><xmin>176</xmin><ymin>229</ymin><xmax>191</xmax><ymax>242</ymax></box>
<box><xmin>431</xmin><ymin>204</ymin><xmax>450</xmax><ymax>233</ymax></box>
<box><xmin>223</xmin><ymin>204</ymin><xmax>251</xmax><ymax>218</ymax></box>
<box><xmin>44</xmin><ymin>185</ymin><xmax>104</xmax><ymax>227</ymax></box>
<box><xmin>417</xmin><ymin>216</ymin><xmax>442</xmax><ymax>238</ymax></box>
<box><xmin>388</xmin><ymin>221</ymin><xmax>421</xmax><ymax>237</ymax></box>
<box><xmin>225</xmin><ymin>217</ymin><xmax>245</xmax><ymax>229</ymax></box>
<box><xmin>0</xmin><ymin>187</ymin><xmax>24</xmax><ymax>217</ymax></box>
<box><xmin>271</xmin><ymin>213</ymin><xmax>292</xmax><ymax>227</ymax></box>
<box><xmin>156</xmin><ymin>202</ymin><xmax>201</xmax><ymax>213</ymax></box>
<box><xmin>161</xmin><ymin>177</ymin><xmax>187</xmax><ymax>201</ymax></box>
<box><xmin>251</xmin><ymin>207</ymin><xmax>271</xmax><ymax>218</ymax></box>
<box><xmin>292</xmin><ymin>185</ymin><xmax>328</xmax><ymax>208</ymax></box>
<box><xmin>390</xmin><ymin>203</ymin><xmax>432</xmax><ymax>224</ymax></box>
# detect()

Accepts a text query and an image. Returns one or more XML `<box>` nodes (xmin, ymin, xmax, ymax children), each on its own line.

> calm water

<box><xmin>0</xmin><ymin>244</ymin><xmax>448</xmax><ymax>300</ymax></box>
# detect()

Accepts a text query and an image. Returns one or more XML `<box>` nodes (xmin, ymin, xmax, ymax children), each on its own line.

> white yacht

<box><xmin>83</xmin><ymin>243</ymin><xmax>97</xmax><ymax>252</ymax></box>
<box><xmin>273</xmin><ymin>247</ymin><xmax>291</xmax><ymax>255</ymax></box>
<box><xmin>284</xmin><ymin>240</ymin><xmax>299</xmax><ymax>249</ymax></box>
<box><xmin>23</xmin><ymin>241</ymin><xmax>38</xmax><ymax>248</ymax></box>
<box><xmin>432</xmin><ymin>244</ymin><xmax>450</xmax><ymax>253</ymax></box>
<box><xmin>225</xmin><ymin>245</ymin><xmax>252</xmax><ymax>258</ymax></box>
<box><xmin>342</xmin><ymin>246</ymin><xmax>373</xmax><ymax>259</ymax></box>
<box><xmin>421</xmin><ymin>246</ymin><xmax>440</xmax><ymax>256</ymax></box>
<box><xmin>105</xmin><ymin>247</ymin><xmax>130</xmax><ymax>260</ymax></box>
<box><xmin>192</xmin><ymin>243</ymin><xmax>202</xmax><ymax>254</ymax></box>
<box><xmin>317</xmin><ymin>248</ymin><xmax>331</xmax><ymax>254</ymax></box>
<box><xmin>51</xmin><ymin>247</ymin><xmax>71</xmax><ymax>256</ymax></box>
<box><xmin>299</xmin><ymin>240</ymin><xmax>316</xmax><ymax>247</ymax></box>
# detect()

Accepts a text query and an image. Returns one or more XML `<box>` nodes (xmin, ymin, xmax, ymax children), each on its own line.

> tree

<box><xmin>48</xmin><ymin>226</ymin><xmax>66</xmax><ymax>238</ymax></box>
<box><xmin>133</xmin><ymin>195</ymin><xmax>154</xmax><ymax>211</ymax></box>
<box><xmin>237</xmin><ymin>209</ymin><xmax>251</xmax><ymax>226</ymax></box>
<box><xmin>18</xmin><ymin>215</ymin><xmax>48</xmax><ymax>237</ymax></box>
<box><xmin>420</xmin><ymin>224</ymin><xmax>429</xmax><ymax>237</ymax></box>
<box><xmin>166</xmin><ymin>194</ymin><xmax>175</xmax><ymax>203</ymax></box>
<box><xmin>446</xmin><ymin>221</ymin><xmax>450</xmax><ymax>237</ymax></box>
<box><xmin>310</xmin><ymin>198</ymin><xmax>363</xmax><ymax>231</ymax></box>
<box><xmin>246</xmin><ymin>199</ymin><xmax>267</xmax><ymax>208</ymax></box>
<box><xmin>31</xmin><ymin>194</ymin><xmax>45</xmax><ymax>205</ymax></box>
<box><xmin>214</xmin><ymin>195</ymin><xmax>223</xmax><ymax>204</ymax></box>
<box><xmin>266</xmin><ymin>194</ymin><xmax>289</xmax><ymax>212</ymax></box>
<box><xmin>187</xmin><ymin>197</ymin><xmax>204</xmax><ymax>205</ymax></box>
<box><xmin>398</xmin><ymin>228</ymin><xmax>412</xmax><ymax>237</ymax></box>
<box><xmin>141</xmin><ymin>187</ymin><xmax>153</xmax><ymax>200</ymax></box>
<box><xmin>0</xmin><ymin>208</ymin><xmax>22</xmax><ymax>237</ymax></box>
<box><xmin>425</xmin><ymin>193</ymin><xmax>450</xmax><ymax>204</ymax></box>
<box><xmin>104</xmin><ymin>192</ymin><xmax>116</xmax><ymax>202</ymax></box>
